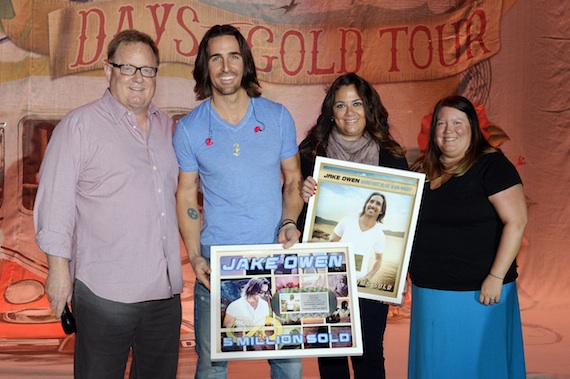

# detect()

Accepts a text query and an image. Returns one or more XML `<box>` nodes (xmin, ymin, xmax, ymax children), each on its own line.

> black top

<box><xmin>409</xmin><ymin>151</ymin><xmax>522</xmax><ymax>291</ymax></box>
<box><xmin>297</xmin><ymin>138</ymin><xmax>409</xmax><ymax>238</ymax></box>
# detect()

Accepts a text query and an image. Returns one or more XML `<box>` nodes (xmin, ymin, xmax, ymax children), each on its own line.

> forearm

<box><xmin>480</xmin><ymin>223</ymin><xmax>526</xmax><ymax>305</ymax></box>
<box><xmin>46</xmin><ymin>255</ymin><xmax>72</xmax><ymax>284</ymax></box>
<box><xmin>489</xmin><ymin>223</ymin><xmax>526</xmax><ymax>279</ymax></box>
<box><xmin>176</xmin><ymin>170</ymin><xmax>213</xmax><ymax>288</ymax></box>
<box><xmin>176</xmin><ymin>195</ymin><xmax>213</xmax><ymax>289</ymax></box>
<box><xmin>45</xmin><ymin>255</ymin><xmax>73</xmax><ymax>318</ymax></box>
<box><xmin>278</xmin><ymin>155</ymin><xmax>304</xmax><ymax>247</ymax></box>
<box><xmin>280</xmin><ymin>153</ymin><xmax>304</xmax><ymax>223</ymax></box>
<box><xmin>176</xmin><ymin>195</ymin><xmax>202</xmax><ymax>263</ymax></box>
<box><xmin>365</xmin><ymin>256</ymin><xmax>383</xmax><ymax>279</ymax></box>
<box><xmin>279</xmin><ymin>188</ymin><xmax>303</xmax><ymax>247</ymax></box>
<box><xmin>487</xmin><ymin>184</ymin><xmax>528</xmax><ymax>279</ymax></box>
<box><xmin>175</xmin><ymin>171</ymin><xmax>202</xmax><ymax>259</ymax></box>
<box><xmin>479</xmin><ymin>184</ymin><xmax>527</xmax><ymax>304</ymax></box>
<box><xmin>282</xmin><ymin>179</ymin><xmax>304</xmax><ymax>225</ymax></box>
<box><xmin>223</xmin><ymin>314</ymin><xmax>235</xmax><ymax>328</ymax></box>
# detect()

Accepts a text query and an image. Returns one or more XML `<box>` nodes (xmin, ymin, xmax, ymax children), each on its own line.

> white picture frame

<box><xmin>303</xmin><ymin>157</ymin><xmax>425</xmax><ymax>304</ymax></box>
<box><xmin>210</xmin><ymin>242</ymin><xmax>363</xmax><ymax>361</ymax></box>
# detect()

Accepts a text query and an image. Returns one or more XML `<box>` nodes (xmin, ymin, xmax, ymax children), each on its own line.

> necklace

<box><xmin>208</xmin><ymin>104</ymin><xmax>244</xmax><ymax>156</ymax></box>
<box><xmin>206</xmin><ymin>99</ymin><xmax>266</xmax><ymax>156</ymax></box>
<box><xmin>222</xmin><ymin>123</ymin><xmax>244</xmax><ymax>156</ymax></box>
<box><xmin>231</xmin><ymin>137</ymin><xmax>241</xmax><ymax>156</ymax></box>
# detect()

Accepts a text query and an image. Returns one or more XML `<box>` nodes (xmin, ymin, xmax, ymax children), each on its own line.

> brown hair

<box><xmin>411</xmin><ymin>95</ymin><xmax>495</xmax><ymax>180</ymax></box>
<box><xmin>107</xmin><ymin>29</ymin><xmax>159</xmax><ymax>65</ymax></box>
<box><xmin>301</xmin><ymin>72</ymin><xmax>405</xmax><ymax>160</ymax></box>
<box><xmin>360</xmin><ymin>192</ymin><xmax>387</xmax><ymax>223</ymax></box>
<box><xmin>193</xmin><ymin>24</ymin><xmax>261</xmax><ymax>100</ymax></box>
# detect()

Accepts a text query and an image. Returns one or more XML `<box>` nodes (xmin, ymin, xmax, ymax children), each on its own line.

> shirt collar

<box><xmin>102</xmin><ymin>88</ymin><xmax>159</xmax><ymax>124</ymax></box>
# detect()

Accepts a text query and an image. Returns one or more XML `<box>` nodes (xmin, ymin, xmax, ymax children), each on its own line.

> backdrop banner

<box><xmin>36</xmin><ymin>0</ymin><xmax>502</xmax><ymax>82</ymax></box>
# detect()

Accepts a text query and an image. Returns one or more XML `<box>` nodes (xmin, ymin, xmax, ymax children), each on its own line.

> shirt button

<box><xmin>161</xmin><ymin>212</ymin><xmax>165</xmax><ymax>217</ymax></box>
<box><xmin>158</xmin><ymin>188</ymin><xmax>162</xmax><ymax>193</ymax></box>
<box><xmin>153</xmin><ymin>166</ymin><xmax>157</xmax><ymax>170</ymax></box>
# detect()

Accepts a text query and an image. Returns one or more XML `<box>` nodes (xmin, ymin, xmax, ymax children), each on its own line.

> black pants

<box><xmin>318</xmin><ymin>298</ymin><xmax>389</xmax><ymax>379</ymax></box>
<box><xmin>72</xmin><ymin>280</ymin><xmax>182</xmax><ymax>379</ymax></box>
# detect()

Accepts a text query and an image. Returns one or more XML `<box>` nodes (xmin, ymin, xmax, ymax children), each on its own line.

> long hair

<box><xmin>300</xmin><ymin>73</ymin><xmax>405</xmax><ymax>160</ymax></box>
<box><xmin>359</xmin><ymin>192</ymin><xmax>387</xmax><ymax>223</ymax></box>
<box><xmin>242</xmin><ymin>277</ymin><xmax>270</xmax><ymax>298</ymax></box>
<box><xmin>412</xmin><ymin>95</ymin><xmax>495</xmax><ymax>180</ymax></box>
<box><xmin>107</xmin><ymin>29</ymin><xmax>159</xmax><ymax>65</ymax></box>
<box><xmin>193</xmin><ymin>24</ymin><xmax>261</xmax><ymax>100</ymax></box>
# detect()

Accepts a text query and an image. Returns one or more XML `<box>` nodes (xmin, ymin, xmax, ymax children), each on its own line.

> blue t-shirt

<box><xmin>173</xmin><ymin>97</ymin><xmax>298</xmax><ymax>256</ymax></box>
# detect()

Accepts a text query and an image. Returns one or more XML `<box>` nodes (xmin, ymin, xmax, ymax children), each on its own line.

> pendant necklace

<box><xmin>222</xmin><ymin>122</ymin><xmax>244</xmax><ymax>156</ymax></box>
<box><xmin>208</xmin><ymin>103</ymin><xmax>245</xmax><ymax>156</ymax></box>
<box><xmin>232</xmin><ymin>141</ymin><xmax>240</xmax><ymax>156</ymax></box>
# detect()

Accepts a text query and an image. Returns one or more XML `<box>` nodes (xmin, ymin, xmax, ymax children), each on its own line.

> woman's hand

<box><xmin>301</xmin><ymin>176</ymin><xmax>317</xmax><ymax>203</ymax></box>
<box><xmin>479</xmin><ymin>274</ymin><xmax>503</xmax><ymax>306</ymax></box>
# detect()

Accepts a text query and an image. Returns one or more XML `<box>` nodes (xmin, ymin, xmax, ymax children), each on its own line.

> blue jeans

<box><xmin>194</xmin><ymin>280</ymin><xmax>302</xmax><ymax>379</ymax></box>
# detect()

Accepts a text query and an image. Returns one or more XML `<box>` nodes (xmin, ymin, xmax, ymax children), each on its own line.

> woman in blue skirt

<box><xmin>409</xmin><ymin>96</ymin><xmax>527</xmax><ymax>378</ymax></box>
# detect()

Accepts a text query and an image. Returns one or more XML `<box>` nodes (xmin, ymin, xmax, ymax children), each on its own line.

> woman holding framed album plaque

<box><xmin>298</xmin><ymin>73</ymin><xmax>408</xmax><ymax>379</ymax></box>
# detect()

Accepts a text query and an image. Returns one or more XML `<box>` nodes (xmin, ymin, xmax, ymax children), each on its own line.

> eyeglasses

<box><xmin>108</xmin><ymin>62</ymin><xmax>158</xmax><ymax>78</ymax></box>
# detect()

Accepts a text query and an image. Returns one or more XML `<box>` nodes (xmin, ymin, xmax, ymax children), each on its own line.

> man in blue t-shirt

<box><xmin>173</xmin><ymin>24</ymin><xmax>304</xmax><ymax>379</ymax></box>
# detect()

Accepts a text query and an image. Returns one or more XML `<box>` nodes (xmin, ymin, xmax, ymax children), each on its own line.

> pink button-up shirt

<box><xmin>34</xmin><ymin>89</ymin><xmax>183</xmax><ymax>303</ymax></box>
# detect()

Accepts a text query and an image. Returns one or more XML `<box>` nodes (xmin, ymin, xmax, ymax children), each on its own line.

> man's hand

<box><xmin>190</xmin><ymin>255</ymin><xmax>212</xmax><ymax>290</ymax></box>
<box><xmin>279</xmin><ymin>223</ymin><xmax>300</xmax><ymax>249</ymax></box>
<box><xmin>45</xmin><ymin>256</ymin><xmax>73</xmax><ymax>319</ymax></box>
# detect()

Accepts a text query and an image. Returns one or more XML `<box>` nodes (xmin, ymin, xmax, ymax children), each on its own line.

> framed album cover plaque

<box><xmin>210</xmin><ymin>242</ymin><xmax>363</xmax><ymax>361</ymax></box>
<box><xmin>303</xmin><ymin>157</ymin><xmax>425</xmax><ymax>304</ymax></box>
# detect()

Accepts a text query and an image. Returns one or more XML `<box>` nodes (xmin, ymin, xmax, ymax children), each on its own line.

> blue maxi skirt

<box><xmin>408</xmin><ymin>282</ymin><xmax>526</xmax><ymax>379</ymax></box>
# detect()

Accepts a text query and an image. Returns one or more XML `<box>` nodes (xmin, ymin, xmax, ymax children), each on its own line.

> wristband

<box><xmin>489</xmin><ymin>273</ymin><xmax>504</xmax><ymax>280</ymax></box>
<box><xmin>277</xmin><ymin>219</ymin><xmax>297</xmax><ymax>234</ymax></box>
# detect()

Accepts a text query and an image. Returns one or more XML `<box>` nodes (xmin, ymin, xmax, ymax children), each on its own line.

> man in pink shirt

<box><xmin>34</xmin><ymin>30</ymin><xmax>183</xmax><ymax>379</ymax></box>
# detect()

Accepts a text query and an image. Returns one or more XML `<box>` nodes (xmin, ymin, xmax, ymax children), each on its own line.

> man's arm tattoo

<box><xmin>187</xmin><ymin>208</ymin><xmax>199</xmax><ymax>220</ymax></box>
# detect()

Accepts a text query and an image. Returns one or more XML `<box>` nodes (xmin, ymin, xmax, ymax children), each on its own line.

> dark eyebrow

<box><xmin>209</xmin><ymin>51</ymin><xmax>242</xmax><ymax>59</ymax></box>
